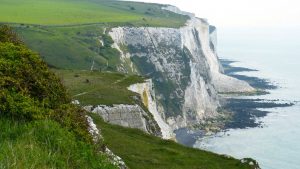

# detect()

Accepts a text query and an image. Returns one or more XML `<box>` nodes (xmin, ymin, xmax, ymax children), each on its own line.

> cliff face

<box><xmin>85</xmin><ymin>104</ymin><xmax>162</xmax><ymax>137</ymax></box>
<box><xmin>128</xmin><ymin>79</ymin><xmax>174</xmax><ymax>139</ymax></box>
<box><xmin>108</xmin><ymin>6</ymin><xmax>254</xmax><ymax>134</ymax></box>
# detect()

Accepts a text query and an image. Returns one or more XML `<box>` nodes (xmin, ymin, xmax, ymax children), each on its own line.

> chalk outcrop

<box><xmin>108</xmin><ymin>5</ymin><xmax>254</xmax><ymax>132</ymax></box>
<box><xmin>85</xmin><ymin>104</ymin><xmax>161</xmax><ymax>136</ymax></box>
<box><xmin>128</xmin><ymin>79</ymin><xmax>174</xmax><ymax>139</ymax></box>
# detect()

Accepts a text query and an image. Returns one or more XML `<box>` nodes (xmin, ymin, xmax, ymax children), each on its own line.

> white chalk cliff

<box><xmin>106</xmin><ymin>6</ymin><xmax>254</xmax><ymax>138</ymax></box>
<box><xmin>128</xmin><ymin>79</ymin><xmax>174</xmax><ymax>139</ymax></box>
<box><xmin>84</xmin><ymin>104</ymin><xmax>162</xmax><ymax>137</ymax></box>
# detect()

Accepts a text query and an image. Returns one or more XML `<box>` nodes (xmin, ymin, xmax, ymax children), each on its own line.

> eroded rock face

<box><xmin>128</xmin><ymin>79</ymin><xmax>174</xmax><ymax>139</ymax></box>
<box><xmin>86</xmin><ymin>115</ymin><xmax>101</xmax><ymax>143</ymax></box>
<box><xmin>85</xmin><ymin>104</ymin><xmax>161</xmax><ymax>137</ymax></box>
<box><xmin>108</xmin><ymin>6</ymin><xmax>254</xmax><ymax>131</ymax></box>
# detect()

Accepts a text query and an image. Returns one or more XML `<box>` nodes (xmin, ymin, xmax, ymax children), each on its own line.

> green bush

<box><xmin>52</xmin><ymin>104</ymin><xmax>92</xmax><ymax>143</ymax></box>
<box><xmin>0</xmin><ymin>89</ymin><xmax>46</xmax><ymax>120</ymax></box>
<box><xmin>0</xmin><ymin>25</ymin><xmax>90</xmax><ymax>141</ymax></box>
<box><xmin>0</xmin><ymin>42</ymin><xmax>69</xmax><ymax>109</ymax></box>
<box><xmin>0</xmin><ymin>25</ymin><xmax>115</xmax><ymax>168</ymax></box>
<box><xmin>0</xmin><ymin>25</ymin><xmax>23</xmax><ymax>45</ymax></box>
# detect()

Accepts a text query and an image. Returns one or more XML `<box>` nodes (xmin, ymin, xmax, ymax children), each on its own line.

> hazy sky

<box><xmin>130</xmin><ymin>0</ymin><xmax>300</xmax><ymax>29</ymax></box>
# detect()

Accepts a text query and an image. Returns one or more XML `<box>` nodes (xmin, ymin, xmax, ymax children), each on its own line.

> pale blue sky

<box><xmin>130</xmin><ymin>0</ymin><xmax>300</xmax><ymax>29</ymax></box>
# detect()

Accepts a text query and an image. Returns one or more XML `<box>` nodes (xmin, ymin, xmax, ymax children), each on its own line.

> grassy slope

<box><xmin>15</xmin><ymin>25</ymin><xmax>107</xmax><ymax>69</ymax></box>
<box><xmin>15</xmin><ymin>24</ymin><xmax>128</xmax><ymax>70</ymax></box>
<box><xmin>0</xmin><ymin>26</ymin><xmax>117</xmax><ymax>168</ymax></box>
<box><xmin>91</xmin><ymin>114</ymin><xmax>257</xmax><ymax>169</ymax></box>
<box><xmin>0</xmin><ymin>118</ymin><xmax>116</xmax><ymax>169</ymax></box>
<box><xmin>54</xmin><ymin>69</ymin><xmax>145</xmax><ymax>105</ymax></box>
<box><xmin>0</xmin><ymin>0</ymin><xmax>188</xmax><ymax>27</ymax></box>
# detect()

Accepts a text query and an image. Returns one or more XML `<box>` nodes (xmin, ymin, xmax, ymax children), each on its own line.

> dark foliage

<box><xmin>0</xmin><ymin>25</ymin><xmax>91</xmax><ymax>142</ymax></box>
<box><xmin>0</xmin><ymin>25</ymin><xmax>23</xmax><ymax>45</ymax></box>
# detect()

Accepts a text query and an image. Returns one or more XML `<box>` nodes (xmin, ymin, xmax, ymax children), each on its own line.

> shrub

<box><xmin>0</xmin><ymin>42</ymin><xmax>69</xmax><ymax>108</ymax></box>
<box><xmin>0</xmin><ymin>25</ymin><xmax>23</xmax><ymax>45</ymax></box>
<box><xmin>0</xmin><ymin>26</ymin><xmax>90</xmax><ymax>142</ymax></box>
<box><xmin>51</xmin><ymin>104</ymin><xmax>92</xmax><ymax>142</ymax></box>
<box><xmin>0</xmin><ymin>89</ymin><xmax>46</xmax><ymax>120</ymax></box>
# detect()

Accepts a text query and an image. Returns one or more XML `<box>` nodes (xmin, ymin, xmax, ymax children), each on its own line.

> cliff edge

<box><xmin>108</xmin><ymin>6</ymin><xmax>254</xmax><ymax>135</ymax></box>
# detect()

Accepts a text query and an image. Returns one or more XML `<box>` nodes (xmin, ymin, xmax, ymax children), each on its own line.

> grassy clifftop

<box><xmin>0</xmin><ymin>0</ymin><xmax>188</xmax><ymax>27</ymax></box>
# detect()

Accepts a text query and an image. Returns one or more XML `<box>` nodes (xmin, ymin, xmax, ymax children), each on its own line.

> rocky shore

<box><xmin>175</xmin><ymin>59</ymin><xmax>294</xmax><ymax>147</ymax></box>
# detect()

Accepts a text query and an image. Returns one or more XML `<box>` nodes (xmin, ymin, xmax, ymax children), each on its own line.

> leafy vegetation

<box><xmin>0</xmin><ymin>25</ymin><xmax>117</xmax><ymax>168</ymax></box>
<box><xmin>91</xmin><ymin>113</ymin><xmax>259</xmax><ymax>169</ymax></box>
<box><xmin>54</xmin><ymin>69</ymin><xmax>145</xmax><ymax>106</ymax></box>
<box><xmin>0</xmin><ymin>0</ymin><xmax>188</xmax><ymax>27</ymax></box>
<box><xmin>0</xmin><ymin>36</ymin><xmax>92</xmax><ymax>141</ymax></box>
<box><xmin>0</xmin><ymin>42</ymin><xmax>69</xmax><ymax>115</ymax></box>
<box><xmin>0</xmin><ymin>25</ymin><xmax>23</xmax><ymax>45</ymax></box>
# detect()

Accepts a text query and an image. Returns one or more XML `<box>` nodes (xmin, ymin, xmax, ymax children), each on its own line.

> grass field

<box><xmin>15</xmin><ymin>24</ymin><xmax>130</xmax><ymax>70</ymax></box>
<box><xmin>0</xmin><ymin>0</ymin><xmax>188</xmax><ymax>27</ymax></box>
<box><xmin>54</xmin><ymin>69</ymin><xmax>145</xmax><ymax>105</ymax></box>
<box><xmin>0</xmin><ymin>118</ymin><xmax>116</xmax><ymax>169</ymax></box>
<box><xmin>91</xmin><ymin>113</ymin><xmax>258</xmax><ymax>169</ymax></box>
<box><xmin>15</xmin><ymin>25</ymin><xmax>109</xmax><ymax>69</ymax></box>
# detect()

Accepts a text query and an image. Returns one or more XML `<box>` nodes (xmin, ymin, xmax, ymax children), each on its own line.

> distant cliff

<box><xmin>108</xmin><ymin>6</ymin><xmax>254</xmax><ymax>135</ymax></box>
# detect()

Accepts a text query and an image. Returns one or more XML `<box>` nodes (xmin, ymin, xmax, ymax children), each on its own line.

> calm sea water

<box><xmin>194</xmin><ymin>28</ymin><xmax>300</xmax><ymax>169</ymax></box>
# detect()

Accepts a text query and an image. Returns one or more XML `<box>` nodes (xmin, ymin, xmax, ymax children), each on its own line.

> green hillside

<box><xmin>0</xmin><ymin>0</ymin><xmax>188</xmax><ymax>27</ymax></box>
<box><xmin>1</xmin><ymin>0</ymin><xmax>188</xmax><ymax>70</ymax></box>
<box><xmin>15</xmin><ymin>25</ymin><xmax>110</xmax><ymax>70</ymax></box>
<box><xmin>54</xmin><ymin>69</ymin><xmax>145</xmax><ymax>106</ymax></box>
<box><xmin>0</xmin><ymin>25</ymin><xmax>117</xmax><ymax>169</ymax></box>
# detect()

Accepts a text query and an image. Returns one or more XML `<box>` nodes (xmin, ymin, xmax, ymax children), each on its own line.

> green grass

<box><xmin>15</xmin><ymin>25</ymin><xmax>109</xmax><ymax>69</ymax></box>
<box><xmin>14</xmin><ymin>24</ymin><xmax>135</xmax><ymax>70</ymax></box>
<box><xmin>90</xmin><ymin>113</ymin><xmax>258</xmax><ymax>169</ymax></box>
<box><xmin>54</xmin><ymin>69</ymin><xmax>145</xmax><ymax>106</ymax></box>
<box><xmin>14</xmin><ymin>24</ymin><xmax>127</xmax><ymax>70</ymax></box>
<box><xmin>0</xmin><ymin>0</ymin><xmax>188</xmax><ymax>27</ymax></box>
<box><xmin>0</xmin><ymin>118</ymin><xmax>117</xmax><ymax>169</ymax></box>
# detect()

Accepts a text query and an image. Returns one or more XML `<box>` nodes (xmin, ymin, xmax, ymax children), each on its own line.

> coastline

<box><xmin>175</xmin><ymin>59</ymin><xmax>294</xmax><ymax>147</ymax></box>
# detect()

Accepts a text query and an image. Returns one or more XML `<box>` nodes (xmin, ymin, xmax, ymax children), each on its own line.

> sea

<box><xmin>194</xmin><ymin>28</ymin><xmax>300</xmax><ymax>169</ymax></box>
